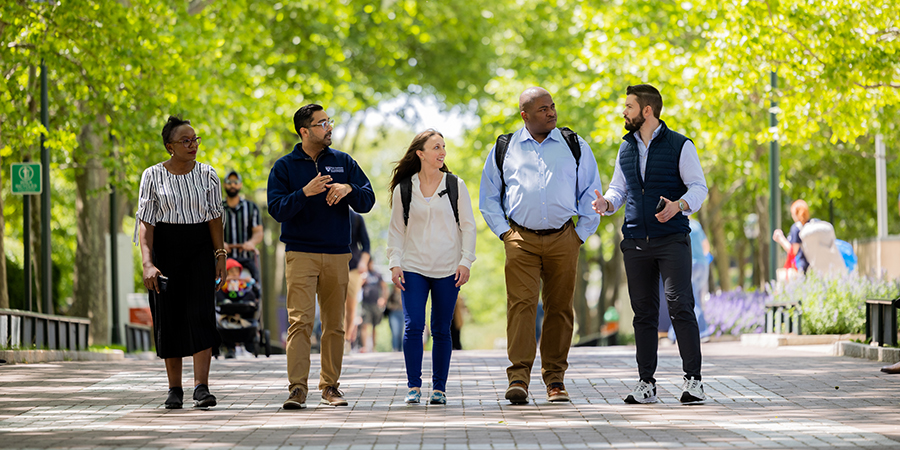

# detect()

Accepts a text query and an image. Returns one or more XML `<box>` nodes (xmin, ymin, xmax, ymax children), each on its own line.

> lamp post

<box><xmin>744</xmin><ymin>213</ymin><xmax>760</xmax><ymax>286</ymax></box>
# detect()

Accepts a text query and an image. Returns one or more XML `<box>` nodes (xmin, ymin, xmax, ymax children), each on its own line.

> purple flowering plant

<box><xmin>704</xmin><ymin>287</ymin><xmax>770</xmax><ymax>337</ymax></box>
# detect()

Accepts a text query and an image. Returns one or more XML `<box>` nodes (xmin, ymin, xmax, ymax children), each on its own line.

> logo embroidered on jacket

<box><xmin>324</xmin><ymin>166</ymin><xmax>344</xmax><ymax>173</ymax></box>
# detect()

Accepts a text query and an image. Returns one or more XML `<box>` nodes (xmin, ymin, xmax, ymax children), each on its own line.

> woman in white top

<box><xmin>387</xmin><ymin>130</ymin><xmax>476</xmax><ymax>405</ymax></box>
<box><xmin>135</xmin><ymin>115</ymin><xmax>227</xmax><ymax>409</ymax></box>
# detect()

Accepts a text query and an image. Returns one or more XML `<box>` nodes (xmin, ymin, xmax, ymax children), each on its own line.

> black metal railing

<box><xmin>124</xmin><ymin>323</ymin><xmax>153</xmax><ymax>353</ymax></box>
<box><xmin>0</xmin><ymin>308</ymin><xmax>90</xmax><ymax>350</ymax></box>
<box><xmin>866</xmin><ymin>299</ymin><xmax>898</xmax><ymax>347</ymax></box>
<box><xmin>765</xmin><ymin>302</ymin><xmax>802</xmax><ymax>334</ymax></box>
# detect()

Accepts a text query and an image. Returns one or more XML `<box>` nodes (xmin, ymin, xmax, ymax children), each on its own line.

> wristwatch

<box><xmin>678</xmin><ymin>199</ymin><xmax>687</xmax><ymax>211</ymax></box>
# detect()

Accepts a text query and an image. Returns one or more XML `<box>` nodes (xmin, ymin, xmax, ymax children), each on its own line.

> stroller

<box><xmin>214</xmin><ymin>254</ymin><xmax>271</xmax><ymax>358</ymax></box>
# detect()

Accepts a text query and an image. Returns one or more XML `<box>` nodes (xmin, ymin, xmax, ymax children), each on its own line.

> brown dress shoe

<box><xmin>321</xmin><ymin>386</ymin><xmax>348</xmax><ymax>406</ymax></box>
<box><xmin>547</xmin><ymin>382</ymin><xmax>570</xmax><ymax>402</ymax></box>
<box><xmin>505</xmin><ymin>380</ymin><xmax>529</xmax><ymax>404</ymax></box>
<box><xmin>283</xmin><ymin>388</ymin><xmax>307</xmax><ymax>409</ymax></box>
<box><xmin>881</xmin><ymin>361</ymin><xmax>900</xmax><ymax>374</ymax></box>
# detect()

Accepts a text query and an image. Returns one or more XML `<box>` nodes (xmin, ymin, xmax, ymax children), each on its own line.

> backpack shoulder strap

<box><xmin>445</xmin><ymin>173</ymin><xmax>460</xmax><ymax>226</ymax></box>
<box><xmin>558</xmin><ymin>127</ymin><xmax>581</xmax><ymax>167</ymax></box>
<box><xmin>400</xmin><ymin>176</ymin><xmax>413</xmax><ymax>226</ymax></box>
<box><xmin>494</xmin><ymin>133</ymin><xmax>514</xmax><ymax>218</ymax></box>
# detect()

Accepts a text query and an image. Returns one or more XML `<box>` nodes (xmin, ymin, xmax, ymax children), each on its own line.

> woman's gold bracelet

<box><xmin>215</xmin><ymin>249</ymin><xmax>228</xmax><ymax>258</ymax></box>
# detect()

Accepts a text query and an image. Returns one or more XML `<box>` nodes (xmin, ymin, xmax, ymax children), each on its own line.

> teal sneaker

<box><xmin>405</xmin><ymin>388</ymin><xmax>421</xmax><ymax>404</ymax></box>
<box><xmin>429</xmin><ymin>391</ymin><xmax>447</xmax><ymax>405</ymax></box>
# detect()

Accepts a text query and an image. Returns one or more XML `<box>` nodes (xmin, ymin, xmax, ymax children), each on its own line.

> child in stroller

<box><xmin>216</xmin><ymin>258</ymin><xmax>261</xmax><ymax>358</ymax></box>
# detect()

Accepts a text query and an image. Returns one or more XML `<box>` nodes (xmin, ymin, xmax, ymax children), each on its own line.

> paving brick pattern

<box><xmin>1</xmin><ymin>342</ymin><xmax>898</xmax><ymax>449</ymax></box>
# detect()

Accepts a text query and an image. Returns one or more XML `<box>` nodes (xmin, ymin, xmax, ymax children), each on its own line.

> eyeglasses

<box><xmin>307</xmin><ymin>119</ymin><xmax>335</xmax><ymax>131</ymax></box>
<box><xmin>224</xmin><ymin>180</ymin><xmax>240</xmax><ymax>186</ymax></box>
<box><xmin>170</xmin><ymin>137</ymin><xmax>201</xmax><ymax>148</ymax></box>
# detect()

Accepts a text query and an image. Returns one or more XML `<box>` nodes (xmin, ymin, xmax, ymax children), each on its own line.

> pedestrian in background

<box><xmin>221</xmin><ymin>169</ymin><xmax>263</xmax><ymax>358</ymax></box>
<box><xmin>593</xmin><ymin>84</ymin><xmax>708</xmax><ymax>405</ymax></box>
<box><xmin>385</xmin><ymin>285</ymin><xmax>404</xmax><ymax>352</ymax></box>
<box><xmin>135</xmin><ymin>115</ymin><xmax>225</xmax><ymax>409</ymax></box>
<box><xmin>345</xmin><ymin>210</ymin><xmax>370</xmax><ymax>353</ymax></box>
<box><xmin>773</xmin><ymin>199</ymin><xmax>811</xmax><ymax>275</ymax></box>
<box><xmin>388</xmin><ymin>129</ymin><xmax>476</xmax><ymax>405</ymax></box>
<box><xmin>267</xmin><ymin>104</ymin><xmax>376</xmax><ymax>410</ymax></box>
<box><xmin>359</xmin><ymin>259</ymin><xmax>387</xmax><ymax>353</ymax></box>
<box><xmin>479</xmin><ymin>86</ymin><xmax>602</xmax><ymax>404</ymax></box>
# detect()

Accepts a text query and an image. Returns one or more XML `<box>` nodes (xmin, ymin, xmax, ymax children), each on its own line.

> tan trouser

<box><xmin>345</xmin><ymin>269</ymin><xmax>362</xmax><ymax>342</ymax></box>
<box><xmin>504</xmin><ymin>221</ymin><xmax>581</xmax><ymax>386</ymax></box>
<box><xmin>285</xmin><ymin>251</ymin><xmax>351</xmax><ymax>394</ymax></box>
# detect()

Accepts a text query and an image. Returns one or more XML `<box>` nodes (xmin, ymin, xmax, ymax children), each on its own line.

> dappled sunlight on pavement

<box><xmin>1</xmin><ymin>342</ymin><xmax>898</xmax><ymax>449</ymax></box>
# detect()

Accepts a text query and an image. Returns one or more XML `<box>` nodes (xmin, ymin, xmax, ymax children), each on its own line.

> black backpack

<box><xmin>495</xmin><ymin>127</ymin><xmax>581</xmax><ymax>217</ymax></box>
<box><xmin>400</xmin><ymin>173</ymin><xmax>459</xmax><ymax>227</ymax></box>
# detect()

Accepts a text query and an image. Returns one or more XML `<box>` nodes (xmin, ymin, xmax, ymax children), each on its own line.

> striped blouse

<box><xmin>133</xmin><ymin>162</ymin><xmax>224</xmax><ymax>243</ymax></box>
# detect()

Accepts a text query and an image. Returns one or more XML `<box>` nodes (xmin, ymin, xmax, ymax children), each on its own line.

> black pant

<box><xmin>621</xmin><ymin>233</ymin><xmax>701</xmax><ymax>383</ymax></box>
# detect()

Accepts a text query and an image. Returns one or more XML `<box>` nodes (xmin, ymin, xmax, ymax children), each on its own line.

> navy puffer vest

<box><xmin>620</xmin><ymin>121</ymin><xmax>691</xmax><ymax>239</ymax></box>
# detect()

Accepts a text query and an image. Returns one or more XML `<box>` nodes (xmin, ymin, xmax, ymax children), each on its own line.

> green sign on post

<box><xmin>11</xmin><ymin>162</ymin><xmax>42</xmax><ymax>195</ymax></box>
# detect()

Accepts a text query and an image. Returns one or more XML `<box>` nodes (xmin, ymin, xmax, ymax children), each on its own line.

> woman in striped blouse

<box><xmin>135</xmin><ymin>115</ymin><xmax>227</xmax><ymax>409</ymax></box>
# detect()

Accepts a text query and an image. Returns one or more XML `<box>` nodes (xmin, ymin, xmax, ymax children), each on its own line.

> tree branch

<box><xmin>764</xmin><ymin>0</ymin><xmax>826</xmax><ymax>66</ymax></box>
<box><xmin>855</xmin><ymin>82</ymin><xmax>900</xmax><ymax>89</ymax></box>
<box><xmin>188</xmin><ymin>0</ymin><xmax>216</xmax><ymax>15</ymax></box>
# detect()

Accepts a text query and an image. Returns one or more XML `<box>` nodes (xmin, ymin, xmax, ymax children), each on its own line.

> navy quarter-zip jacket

<box><xmin>267</xmin><ymin>143</ymin><xmax>376</xmax><ymax>254</ymax></box>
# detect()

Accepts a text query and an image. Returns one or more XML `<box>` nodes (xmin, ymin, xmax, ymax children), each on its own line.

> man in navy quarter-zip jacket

<box><xmin>267</xmin><ymin>104</ymin><xmax>375</xmax><ymax>410</ymax></box>
<box><xmin>593</xmin><ymin>85</ymin><xmax>709</xmax><ymax>406</ymax></box>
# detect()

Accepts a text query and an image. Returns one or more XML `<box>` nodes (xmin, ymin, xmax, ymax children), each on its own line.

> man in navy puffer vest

<box><xmin>593</xmin><ymin>85</ymin><xmax>709</xmax><ymax>405</ymax></box>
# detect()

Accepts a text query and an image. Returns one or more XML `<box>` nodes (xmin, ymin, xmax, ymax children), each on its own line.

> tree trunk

<box><xmin>598</xmin><ymin>216</ymin><xmax>625</xmax><ymax>330</ymax></box>
<box><xmin>734</xmin><ymin>239</ymin><xmax>746</xmax><ymax>289</ymax></box>
<box><xmin>573</xmin><ymin>246</ymin><xmax>593</xmax><ymax>340</ymax></box>
<box><xmin>0</xmin><ymin>133</ymin><xmax>8</xmax><ymax>310</ymax></box>
<box><xmin>69</xmin><ymin>119</ymin><xmax>109</xmax><ymax>345</ymax></box>
<box><xmin>29</xmin><ymin>178</ymin><xmax>42</xmax><ymax>312</ymax></box>
<box><xmin>707</xmin><ymin>186</ymin><xmax>731</xmax><ymax>292</ymax></box>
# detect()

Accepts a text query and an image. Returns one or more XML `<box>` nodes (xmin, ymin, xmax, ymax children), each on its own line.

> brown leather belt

<box><xmin>509</xmin><ymin>218</ymin><xmax>571</xmax><ymax>236</ymax></box>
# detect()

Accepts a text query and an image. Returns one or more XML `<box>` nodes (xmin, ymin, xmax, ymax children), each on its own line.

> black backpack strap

<box><xmin>445</xmin><ymin>173</ymin><xmax>460</xmax><ymax>226</ymax></box>
<box><xmin>559</xmin><ymin>126</ymin><xmax>582</xmax><ymax>194</ymax></box>
<box><xmin>558</xmin><ymin>127</ymin><xmax>581</xmax><ymax>168</ymax></box>
<box><xmin>400</xmin><ymin>176</ymin><xmax>413</xmax><ymax>226</ymax></box>
<box><xmin>494</xmin><ymin>133</ymin><xmax>513</xmax><ymax>218</ymax></box>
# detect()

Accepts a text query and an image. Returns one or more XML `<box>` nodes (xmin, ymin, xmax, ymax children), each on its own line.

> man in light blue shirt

<box><xmin>480</xmin><ymin>87</ymin><xmax>602</xmax><ymax>405</ymax></box>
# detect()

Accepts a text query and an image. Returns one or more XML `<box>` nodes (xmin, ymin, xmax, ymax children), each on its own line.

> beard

<box><xmin>225</xmin><ymin>188</ymin><xmax>239</xmax><ymax>198</ymax></box>
<box><xmin>624</xmin><ymin>114</ymin><xmax>644</xmax><ymax>132</ymax></box>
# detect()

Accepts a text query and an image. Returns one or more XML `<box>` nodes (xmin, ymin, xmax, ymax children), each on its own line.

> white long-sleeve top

<box><xmin>387</xmin><ymin>172</ymin><xmax>477</xmax><ymax>278</ymax></box>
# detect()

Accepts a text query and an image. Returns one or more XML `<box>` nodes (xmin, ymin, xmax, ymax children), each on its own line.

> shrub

<box><xmin>774</xmin><ymin>271</ymin><xmax>899</xmax><ymax>335</ymax></box>
<box><xmin>705</xmin><ymin>288</ymin><xmax>769</xmax><ymax>337</ymax></box>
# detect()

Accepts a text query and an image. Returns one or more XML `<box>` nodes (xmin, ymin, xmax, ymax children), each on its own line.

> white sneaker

<box><xmin>624</xmin><ymin>380</ymin><xmax>657</xmax><ymax>404</ymax></box>
<box><xmin>680</xmin><ymin>376</ymin><xmax>706</xmax><ymax>404</ymax></box>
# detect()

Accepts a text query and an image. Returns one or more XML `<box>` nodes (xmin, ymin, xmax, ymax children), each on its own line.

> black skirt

<box><xmin>149</xmin><ymin>222</ymin><xmax>221</xmax><ymax>358</ymax></box>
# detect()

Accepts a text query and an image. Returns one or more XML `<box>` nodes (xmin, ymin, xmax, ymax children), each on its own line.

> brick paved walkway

<box><xmin>1</xmin><ymin>342</ymin><xmax>898</xmax><ymax>449</ymax></box>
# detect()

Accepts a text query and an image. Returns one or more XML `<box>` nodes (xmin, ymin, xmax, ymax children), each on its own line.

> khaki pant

<box><xmin>345</xmin><ymin>269</ymin><xmax>362</xmax><ymax>343</ymax></box>
<box><xmin>285</xmin><ymin>251</ymin><xmax>351</xmax><ymax>395</ymax></box>
<box><xmin>504</xmin><ymin>221</ymin><xmax>581</xmax><ymax>386</ymax></box>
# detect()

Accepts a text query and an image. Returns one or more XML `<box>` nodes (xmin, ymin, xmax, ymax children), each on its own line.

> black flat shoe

<box><xmin>193</xmin><ymin>384</ymin><xmax>217</xmax><ymax>408</ymax></box>
<box><xmin>165</xmin><ymin>387</ymin><xmax>184</xmax><ymax>409</ymax></box>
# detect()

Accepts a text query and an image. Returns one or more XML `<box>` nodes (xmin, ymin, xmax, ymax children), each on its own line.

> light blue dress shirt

<box><xmin>479</xmin><ymin>126</ymin><xmax>603</xmax><ymax>243</ymax></box>
<box><xmin>602</xmin><ymin>124</ymin><xmax>708</xmax><ymax>216</ymax></box>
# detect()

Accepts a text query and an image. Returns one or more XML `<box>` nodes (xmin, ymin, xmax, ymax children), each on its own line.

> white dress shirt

<box><xmin>387</xmin><ymin>172</ymin><xmax>477</xmax><ymax>279</ymax></box>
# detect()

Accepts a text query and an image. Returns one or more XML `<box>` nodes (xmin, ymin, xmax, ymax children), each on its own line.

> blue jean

<box><xmin>402</xmin><ymin>271</ymin><xmax>459</xmax><ymax>392</ymax></box>
<box><xmin>387</xmin><ymin>308</ymin><xmax>404</xmax><ymax>352</ymax></box>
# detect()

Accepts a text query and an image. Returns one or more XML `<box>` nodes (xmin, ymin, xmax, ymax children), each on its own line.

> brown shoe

<box><xmin>547</xmin><ymin>382</ymin><xmax>570</xmax><ymax>402</ymax></box>
<box><xmin>321</xmin><ymin>386</ymin><xmax>348</xmax><ymax>406</ymax></box>
<box><xmin>283</xmin><ymin>388</ymin><xmax>307</xmax><ymax>410</ymax></box>
<box><xmin>881</xmin><ymin>361</ymin><xmax>900</xmax><ymax>374</ymax></box>
<box><xmin>505</xmin><ymin>380</ymin><xmax>529</xmax><ymax>404</ymax></box>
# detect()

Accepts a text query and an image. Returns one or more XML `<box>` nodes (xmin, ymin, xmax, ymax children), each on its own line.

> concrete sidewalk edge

<box><xmin>0</xmin><ymin>349</ymin><xmax>124</xmax><ymax>364</ymax></box>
